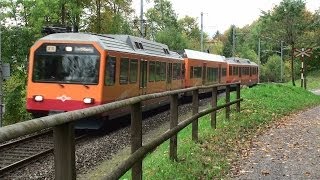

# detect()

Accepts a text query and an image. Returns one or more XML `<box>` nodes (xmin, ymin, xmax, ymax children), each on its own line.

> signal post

<box><xmin>294</xmin><ymin>48</ymin><xmax>312</xmax><ymax>89</ymax></box>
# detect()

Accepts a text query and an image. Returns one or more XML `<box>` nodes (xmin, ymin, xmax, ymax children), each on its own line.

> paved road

<box><xmin>232</xmin><ymin>106</ymin><xmax>320</xmax><ymax>180</ymax></box>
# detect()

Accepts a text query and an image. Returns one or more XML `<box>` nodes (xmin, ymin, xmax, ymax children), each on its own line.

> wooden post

<box><xmin>211</xmin><ymin>87</ymin><xmax>217</xmax><ymax>129</ymax></box>
<box><xmin>131</xmin><ymin>102</ymin><xmax>142</xmax><ymax>180</ymax></box>
<box><xmin>170</xmin><ymin>94</ymin><xmax>178</xmax><ymax>161</ymax></box>
<box><xmin>192</xmin><ymin>89</ymin><xmax>199</xmax><ymax>141</ymax></box>
<box><xmin>236</xmin><ymin>83</ymin><xmax>241</xmax><ymax>113</ymax></box>
<box><xmin>226</xmin><ymin>85</ymin><xmax>230</xmax><ymax>119</ymax></box>
<box><xmin>53</xmin><ymin>122</ymin><xmax>75</xmax><ymax>180</ymax></box>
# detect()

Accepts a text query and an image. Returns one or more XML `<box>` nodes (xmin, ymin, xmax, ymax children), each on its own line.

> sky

<box><xmin>132</xmin><ymin>0</ymin><xmax>320</xmax><ymax>36</ymax></box>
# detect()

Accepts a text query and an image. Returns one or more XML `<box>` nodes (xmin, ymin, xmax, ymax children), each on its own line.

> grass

<box><xmin>289</xmin><ymin>69</ymin><xmax>320</xmax><ymax>90</ymax></box>
<box><xmin>115</xmin><ymin>83</ymin><xmax>320</xmax><ymax>179</ymax></box>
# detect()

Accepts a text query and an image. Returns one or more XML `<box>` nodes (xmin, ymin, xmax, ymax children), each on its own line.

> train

<box><xmin>26</xmin><ymin>32</ymin><xmax>258</xmax><ymax>128</ymax></box>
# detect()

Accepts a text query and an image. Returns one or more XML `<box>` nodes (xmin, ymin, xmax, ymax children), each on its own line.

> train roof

<box><xmin>225</xmin><ymin>57</ymin><xmax>258</xmax><ymax>66</ymax></box>
<box><xmin>182</xmin><ymin>49</ymin><xmax>226</xmax><ymax>62</ymax></box>
<box><xmin>39</xmin><ymin>33</ymin><xmax>183</xmax><ymax>60</ymax></box>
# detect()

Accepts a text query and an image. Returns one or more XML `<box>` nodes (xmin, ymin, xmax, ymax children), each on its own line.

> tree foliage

<box><xmin>260</xmin><ymin>0</ymin><xmax>311</xmax><ymax>85</ymax></box>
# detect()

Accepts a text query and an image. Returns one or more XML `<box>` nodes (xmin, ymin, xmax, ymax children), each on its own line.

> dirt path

<box><xmin>231</xmin><ymin>106</ymin><xmax>320</xmax><ymax>179</ymax></box>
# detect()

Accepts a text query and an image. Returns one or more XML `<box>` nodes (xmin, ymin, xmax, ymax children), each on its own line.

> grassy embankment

<box><xmin>293</xmin><ymin>70</ymin><xmax>320</xmax><ymax>90</ymax></box>
<box><xmin>84</xmin><ymin>74</ymin><xmax>320</xmax><ymax>179</ymax></box>
<box><xmin>115</xmin><ymin>82</ymin><xmax>320</xmax><ymax>179</ymax></box>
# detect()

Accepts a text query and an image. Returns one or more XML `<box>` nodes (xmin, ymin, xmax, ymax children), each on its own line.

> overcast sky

<box><xmin>132</xmin><ymin>0</ymin><xmax>320</xmax><ymax>36</ymax></box>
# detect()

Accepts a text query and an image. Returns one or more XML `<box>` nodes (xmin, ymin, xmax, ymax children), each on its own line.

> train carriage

<box><xmin>182</xmin><ymin>49</ymin><xmax>227</xmax><ymax>88</ymax></box>
<box><xmin>225</xmin><ymin>57</ymin><xmax>259</xmax><ymax>86</ymax></box>
<box><xmin>26</xmin><ymin>33</ymin><xmax>184</xmax><ymax>125</ymax></box>
<box><xmin>26</xmin><ymin>31</ymin><xmax>259</xmax><ymax>129</ymax></box>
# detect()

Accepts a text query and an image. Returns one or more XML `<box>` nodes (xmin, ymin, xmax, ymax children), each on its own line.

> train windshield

<box><xmin>33</xmin><ymin>54</ymin><xmax>100</xmax><ymax>84</ymax></box>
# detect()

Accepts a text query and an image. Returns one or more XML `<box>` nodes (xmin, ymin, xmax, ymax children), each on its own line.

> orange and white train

<box><xmin>26</xmin><ymin>33</ymin><xmax>258</xmax><ymax>126</ymax></box>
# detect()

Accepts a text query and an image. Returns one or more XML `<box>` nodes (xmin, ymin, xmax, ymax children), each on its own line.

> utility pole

<box><xmin>200</xmin><ymin>12</ymin><xmax>203</xmax><ymax>52</ymax></box>
<box><xmin>258</xmin><ymin>38</ymin><xmax>260</xmax><ymax>83</ymax></box>
<box><xmin>0</xmin><ymin>24</ymin><xmax>2</xmax><ymax>127</ymax></box>
<box><xmin>140</xmin><ymin>0</ymin><xmax>144</xmax><ymax>37</ymax></box>
<box><xmin>280</xmin><ymin>41</ymin><xmax>283</xmax><ymax>82</ymax></box>
<box><xmin>232</xmin><ymin>26</ymin><xmax>236</xmax><ymax>57</ymax></box>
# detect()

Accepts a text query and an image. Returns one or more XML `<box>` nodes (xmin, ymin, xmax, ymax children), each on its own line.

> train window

<box><xmin>207</xmin><ymin>68</ymin><xmax>213</xmax><ymax>82</ymax></box>
<box><xmin>105</xmin><ymin>56</ymin><xmax>116</xmax><ymax>86</ymax></box>
<box><xmin>190</xmin><ymin>66</ymin><xmax>194</xmax><ymax>78</ymax></box>
<box><xmin>172</xmin><ymin>63</ymin><xmax>182</xmax><ymax>80</ymax></box>
<box><xmin>207</xmin><ymin>68</ymin><xmax>218</xmax><ymax>82</ymax></box>
<box><xmin>194</xmin><ymin>67</ymin><xmax>202</xmax><ymax>78</ymax></box>
<box><xmin>222</xmin><ymin>68</ymin><xmax>227</xmax><ymax>77</ymax></box>
<box><xmin>229</xmin><ymin>66</ymin><xmax>233</xmax><ymax>76</ymax></box>
<box><xmin>235</xmin><ymin>66</ymin><xmax>238</xmax><ymax>75</ymax></box>
<box><xmin>155</xmin><ymin>61</ymin><xmax>161</xmax><ymax>81</ymax></box>
<box><xmin>139</xmin><ymin>43</ymin><xmax>144</xmax><ymax>49</ymax></box>
<box><xmin>177</xmin><ymin>63</ymin><xmax>181</xmax><ymax>79</ymax></box>
<box><xmin>160</xmin><ymin>62</ymin><xmax>166</xmax><ymax>81</ymax></box>
<box><xmin>129</xmin><ymin>59</ymin><xmax>138</xmax><ymax>83</ymax></box>
<box><xmin>134</xmin><ymin>42</ymin><xmax>144</xmax><ymax>50</ymax></box>
<box><xmin>173</xmin><ymin>63</ymin><xmax>178</xmax><ymax>80</ymax></box>
<box><xmin>149</xmin><ymin>61</ymin><xmax>156</xmax><ymax>82</ymax></box>
<box><xmin>134</xmin><ymin>42</ymin><xmax>140</xmax><ymax>49</ymax></box>
<box><xmin>182</xmin><ymin>63</ymin><xmax>185</xmax><ymax>77</ymax></box>
<box><xmin>120</xmin><ymin>58</ymin><xmax>129</xmax><ymax>84</ymax></box>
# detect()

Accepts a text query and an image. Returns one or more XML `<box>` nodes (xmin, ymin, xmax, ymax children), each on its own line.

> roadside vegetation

<box><xmin>119</xmin><ymin>84</ymin><xmax>320</xmax><ymax>179</ymax></box>
<box><xmin>295</xmin><ymin>69</ymin><xmax>320</xmax><ymax>90</ymax></box>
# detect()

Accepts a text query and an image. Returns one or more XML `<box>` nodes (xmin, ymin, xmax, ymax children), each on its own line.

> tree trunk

<box><xmin>61</xmin><ymin>1</ymin><xmax>66</xmax><ymax>26</ymax></box>
<box><xmin>291</xmin><ymin>43</ymin><xmax>295</xmax><ymax>86</ymax></box>
<box><xmin>96</xmin><ymin>0</ymin><xmax>101</xmax><ymax>33</ymax></box>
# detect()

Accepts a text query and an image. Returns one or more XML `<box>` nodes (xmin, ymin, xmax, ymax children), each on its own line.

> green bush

<box><xmin>3</xmin><ymin>71</ymin><xmax>31</xmax><ymax>125</ymax></box>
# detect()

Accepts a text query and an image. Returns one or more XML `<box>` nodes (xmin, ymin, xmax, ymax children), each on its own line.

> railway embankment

<box><xmin>83</xmin><ymin>84</ymin><xmax>320</xmax><ymax>179</ymax></box>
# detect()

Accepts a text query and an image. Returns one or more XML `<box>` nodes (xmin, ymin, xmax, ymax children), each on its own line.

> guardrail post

<box><xmin>211</xmin><ymin>87</ymin><xmax>217</xmax><ymax>129</ymax></box>
<box><xmin>226</xmin><ymin>85</ymin><xmax>230</xmax><ymax>119</ymax></box>
<box><xmin>131</xmin><ymin>102</ymin><xmax>142</xmax><ymax>180</ymax></box>
<box><xmin>236</xmin><ymin>83</ymin><xmax>241</xmax><ymax>112</ymax></box>
<box><xmin>53</xmin><ymin>122</ymin><xmax>75</xmax><ymax>180</ymax></box>
<box><xmin>192</xmin><ymin>89</ymin><xmax>199</xmax><ymax>141</ymax></box>
<box><xmin>170</xmin><ymin>94</ymin><xmax>178</xmax><ymax>161</ymax></box>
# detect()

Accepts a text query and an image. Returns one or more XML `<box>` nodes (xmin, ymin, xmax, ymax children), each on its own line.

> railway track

<box><xmin>0</xmin><ymin>130</ymin><xmax>86</xmax><ymax>176</ymax></box>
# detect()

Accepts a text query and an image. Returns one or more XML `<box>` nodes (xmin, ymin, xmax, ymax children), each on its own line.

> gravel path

<box><xmin>231</xmin><ymin>106</ymin><xmax>320</xmax><ymax>179</ymax></box>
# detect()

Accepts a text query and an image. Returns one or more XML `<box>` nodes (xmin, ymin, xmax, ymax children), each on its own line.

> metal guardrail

<box><xmin>0</xmin><ymin>83</ymin><xmax>242</xmax><ymax>180</ymax></box>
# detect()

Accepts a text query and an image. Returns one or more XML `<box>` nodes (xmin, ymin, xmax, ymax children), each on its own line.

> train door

<box><xmin>202</xmin><ymin>63</ymin><xmax>207</xmax><ymax>85</ymax></box>
<box><xmin>218</xmin><ymin>64</ymin><xmax>222</xmax><ymax>83</ymax></box>
<box><xmin>139</xmin><ymin>60</ymin><xmax>147</xmax><ymax>95</ymax></box>
<box><xmin>167</xmin><ymin>63</ymin><xmax>172</xmax><ymax>90</ymax></box>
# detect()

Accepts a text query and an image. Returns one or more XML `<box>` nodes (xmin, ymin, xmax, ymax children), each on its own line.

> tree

<box><xmin>155</xmin><ymin>27</ymin><xmax>188</xmax><ymax>50</ymax></box>
<box><xmin>261</xmin><ymin>55</ymin><xmax>282</xmax><ymax>82</ymax></box>
<box><xmin>145</xmin><ymin>0</ymin><xmax>179</xmax><ymax>32</ymax></box>
<box><xmin>222</xmin><ymin>25</ymin><xmax>235</xmax><ymax>57</ymax></box>
<box><xmin>260</xmin><ymin>0</ymin><xmax>310</xmax><ymax>86</ymax></box>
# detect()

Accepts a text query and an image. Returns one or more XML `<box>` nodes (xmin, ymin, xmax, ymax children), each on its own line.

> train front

<box><xmin>26</xmin><ymin>33</ymin><xmax>104</xmax><ymax>118</ymax></box>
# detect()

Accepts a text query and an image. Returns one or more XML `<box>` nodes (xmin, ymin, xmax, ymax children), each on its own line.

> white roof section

<box><xmin>184</xmin><ymin>49</ymin><xmax>226</xmax><ymax>62</ymax></box>
<box><xmin>37</xmin><ymin>33</ymin><xmax>183</xmax><ymax>60</ymax></box>
<box><xmin>225</xmin><ymin>57</ymin><xmax>258</xmax><ymax>66</ymax></box>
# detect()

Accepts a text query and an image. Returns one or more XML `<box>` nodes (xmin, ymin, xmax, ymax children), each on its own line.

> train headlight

<box><xmin>34</xmin><ymin>95</ymin><xmax>44</xmax><ymax>102</ymax></box>
<box><xmin>65</xmin><ymin>46</ymin><xmax>73</xmax><ymax>52</ymax></box>
<box><xmin>83</xmin><ymin>97</ymin><xmax>94</xmax><ymax>104</ymax></box>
